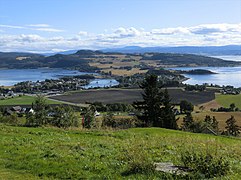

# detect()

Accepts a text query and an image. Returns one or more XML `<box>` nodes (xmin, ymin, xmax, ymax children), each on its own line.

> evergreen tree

<box><xmin>229</xmin><ymin>103</ymin><xmax>236</xmax><ymax>112</ymax></box>
<box><xmin>211</xmin><ymin>116</ymin><xmax>219</xmax><ymax>133</ymax></box>
<box><xmin>83</xmin><ymin>105</ymin><xmax>96</xmax><ymax>128</ymax></box>
<box><xmin>225</xmin><ymin>115</ymin><xmax>240</xmax><ymax>136</ymax></box>
<box><xmin>133</xmin><ymin>74</ymin><xmax>163</xmax><ymax>127</ymax></box>
<box><xmin>180</xmin><ymin>100</ymin><xmax>194</xmax><ymax>114</ymax></box>
<box><xmin>204</xmin><ymin>115</ymin><xmax>212</xmax><ymax>124</ymax></box>
<box><xmin>182</xmin><ymin>112</ymin><xmax>194</xmax><ymax>131</ymax></box>
<box><xmin>161</xmin><ymin>89</ymin><xmax>177</xmax><ymax>129</ymax></box>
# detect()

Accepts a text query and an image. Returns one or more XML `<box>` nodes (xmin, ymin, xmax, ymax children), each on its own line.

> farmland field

<box><xmin>216</xmin><ymin>93</ymin><xmax>241</xmax><ymax>109</ymax></box>
<box><xmin>0</xmin><ymin>95</ymin><xmax>60</xmax><ymax>106</ymax></box>
<box><xmin>0</xmin><ymin>124</ymin><xmax>241</xmax><ymax>179</ymax></box>
<box><xmin>50</xmin><ymin>88</ymin><xmax>215</xmax><ymax>105</ymax></box>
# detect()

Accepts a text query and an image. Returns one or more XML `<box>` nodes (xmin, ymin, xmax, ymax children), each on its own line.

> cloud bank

<box><xmin>0</xmin><ymin>23</ymin><xmax>240</xmax><ymax>53</ymax></box>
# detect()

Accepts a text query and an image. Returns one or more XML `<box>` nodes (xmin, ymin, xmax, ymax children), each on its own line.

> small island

<box><xmin>181</xmin><ymin>69</ymin><xmax>217</xmax><ymax>75</ymax></box>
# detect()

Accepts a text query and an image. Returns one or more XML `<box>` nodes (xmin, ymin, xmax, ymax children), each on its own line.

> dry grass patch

<box><xmin>102</xmin><ymin>68</ymin><xmax>147</xmax><ymax>76</ymax></box>
<box><xmin>192</xmin><ymin>111</ymin><xmax>241</xmax><ymax>130</ymax></box>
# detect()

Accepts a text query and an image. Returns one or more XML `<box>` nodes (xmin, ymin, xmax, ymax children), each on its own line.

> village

<box><xmin>11</xmin><ymin>75</ymin><xmax>95</xmax><ymax>94</ymax></box>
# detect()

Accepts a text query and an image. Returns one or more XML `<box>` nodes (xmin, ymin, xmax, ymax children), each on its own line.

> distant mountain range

<box><xmin>101</xmin><ymin>45</ymin><xmax>241</xmax><ymax>55</ymax></box>
<box><xmin>43</xmin><ymin>50</ymin><xmax>78</xmax><ymax>56</ymax></box>
<box><xmin>35</xmin><ymin>45</ymin><xmax>241</xmax><ymax>56</ymax></box>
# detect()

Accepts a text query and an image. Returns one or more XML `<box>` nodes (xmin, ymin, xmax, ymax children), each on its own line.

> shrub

<box><xmin>102</xmin><ymin>112</ymin><xmax>115</xmax><ymax>127</ymax></box>
<box><xmin>0</xmin><ymin>113</ymin><xmax>20</xmax><ymax>125</ymax></box>
<box><xmin>102</xmin><ymin>114</ymin><xmax>141</xmax><ymax>129</ymax></box>
<box><xmin>181</xmin><ymin>151</ymin><xmax>230</xmax><ymax>178</ymax></box>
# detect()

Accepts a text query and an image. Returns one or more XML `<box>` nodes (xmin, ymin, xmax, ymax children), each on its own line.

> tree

<box><xmin>225</xmin><ymin>115</ymin><xmax>240</xmax><ymax>136</ymax></box>
<box><xmin>52</xmin><ymin>105</ymin><xmax>78</xmax><ymax>128</ymax></box>
<box><xmin>133</xmin><ymin>74</ymin><xmax>163</xmax><ymax>127</ymax></box>
<box><xmin>182</xmin><ymin>112</ymin><xmax>194</xmax><ymax>131</ymax></box>
<box><xmin>211</xmin><ymin>116</ymin><xmax>219</xmax><ymax>133</ymax></box>
<box><xmin>26</xmin><ymin>95</ymin><xmax>48</xmax><ymax>126</ymax></box>
<box><xmin>161</xmin><ymin>89</ymin><xmax>178</xmax><ymax>129</ymax></box>
<box><xmin>180</xmin><ymin>100</ymin><xmax>194</xmax><ymax>114</ymax></box>
<box><xmin>83</xmin><ymin>105</ymin><xmax>96</xmax><ymax>128</ymax></box>
<box><xmin>229</xmin><ymin>103</ymin><xmax>236</xmax><ymax>112</ymax></box>
<box><xmin>204</xmin><ymin>115</ymin><xmax>212</xmax><ymax>124</ymax></box>
<box><xmin>203</xmin><ymin>115</ymin><xmax>219</xmax><ymax>134</ymax></box>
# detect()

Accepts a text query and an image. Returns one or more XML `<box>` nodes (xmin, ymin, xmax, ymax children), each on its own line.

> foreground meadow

<box><xmin>0</xmin><ymin>124</ymin><xmax>241</xmax><ymax>179</ymax></box>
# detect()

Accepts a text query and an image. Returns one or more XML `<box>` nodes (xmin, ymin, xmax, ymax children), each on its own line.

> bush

<box><xmin>181</xmin><ymin>151</ymin><xmax>230</xmax><ymax>178</ymax></box>
<box><xmin>102</xmin><ymin>112</ymin><xmax>115</xmax><ymax>127</ymax></box>
<box><xmin>102</xmin><ymin>114</ymin><xmax>141</xmax><ymax>129</ymax></box>
<box><xmin>0</xmin><ymin>113</ymin><xmax>20</xmax><ymax>125</ymax></box>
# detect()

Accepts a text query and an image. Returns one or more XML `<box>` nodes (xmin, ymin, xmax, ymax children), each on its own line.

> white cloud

<box><xmin>0</xmin><ymin>24</ymin><xmax>64</xmax><ymax>32</ymax></box>
<box><xmin>189</xmin><ymin>23</ymin><xmax>241</xmax><ymax>34</ymax></box>
<box><xmin>18</xmin><ymin>34</ymin><xmax>44</xmax><ymax>42</ymax></box>
<box><xmin>33</xmin><ymin>27</ymin><xmax>64</xmax><ymax>32</ymax></box>
<box><xmin>78</xmin><ymin>31</ymin><xmax>88</xmax><ymax>36</ymax></box>
<box><xmin>0</xmin><ymin>23</ymin><xmax>240</xmax><ymax>53</ymax></box>
<box><xmin>27</xmin><ymin>24</ymin><xmax>50</xmax><ymax>27</ymax></box>
<box><xmin>113</xmin><ymin>27</ymin><xmax>142</xmax><ymax>38</ymax></box>
<box><xmin>151</xmin><ymin>27</ymin><xmax>190</xmax><ymax>35</ymax></box>
<box><xmin>0</xmin><ymin>24</ymin><xmax>24</xmax><ymax>29</ymax></box>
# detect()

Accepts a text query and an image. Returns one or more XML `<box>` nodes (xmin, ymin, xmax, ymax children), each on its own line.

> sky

<box><xmin>0</xmin><ymin>0</ymin><xmax>241</xmax><ymax>53</ymax></box>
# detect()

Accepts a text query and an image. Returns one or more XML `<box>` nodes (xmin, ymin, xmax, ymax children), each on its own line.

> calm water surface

<box><xmin>212</xmin><ymin>55</ymin><xmax>241</xmax><ymax>62</ymax></box>
<box><xmin>0</xmin><ymin>68</ymin><xmax>118</xmax><ymax>88</ymax></box>
<box><xmin>82</xmin><ymin>79</ymin><xmax>119</xmax><ymax>89</ymax></box>
<box><xmin>169</xmin><ymin>66</ymin><xmax>241</xmax><ymax>87</ymax></box>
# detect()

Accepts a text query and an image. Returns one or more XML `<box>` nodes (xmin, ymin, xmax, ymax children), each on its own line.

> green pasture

<box><xmin>0</xmin><ymin>95</ymin><xmax>60</xmax><ymax>106</ymax></box>
<box><xmin>216</xmin><ymin>93</ymin><xmax>241</xmax><ymax>109</ymax></box>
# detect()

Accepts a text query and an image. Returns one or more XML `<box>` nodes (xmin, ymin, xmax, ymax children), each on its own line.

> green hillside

<box><xmin>0</xmin><ymin>124</ymin><xmax>240</xmax><ymax>179</ymax></box>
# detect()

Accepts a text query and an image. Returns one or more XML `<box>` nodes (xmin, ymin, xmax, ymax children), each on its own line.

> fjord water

<box><xmin>0</xmin><ymin>68</ymin><xmax>118</xmax><ymax>88</ymax></box>
<box><xmin>170</xmin><ymin>66</ymin><xmax>241</xmax><ymax>87</ymax></box>
<box><xmin>211</xmin><ymin>55</ymin><xmax>241</xmax><ymax>62</ymax></box>
<box><xmin>82</xmin><ymin>79</ymin><xmax>119</xmax><ymax>89</ymax></box>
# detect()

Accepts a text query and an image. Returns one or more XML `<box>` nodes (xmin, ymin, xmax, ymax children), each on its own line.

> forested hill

<box><xmin>0</xmin><ymin>51</ymin><xmax>98</xmax><ymax>71</ymax></box>
<box><xmin>0</xmin><ymin>50</ymin><xmax>240</xmax><ymax>71</ymax></box>
<box><xmin>141</xmin><ymin>53</ymin><xmax>240</xmax><ymax>66</ymax></box>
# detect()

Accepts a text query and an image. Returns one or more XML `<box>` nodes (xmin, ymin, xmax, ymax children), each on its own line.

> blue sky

<box><xmin>0</xmin><ymin>0</ymin><xmax>240</xmax><ymax>52</ymax></box>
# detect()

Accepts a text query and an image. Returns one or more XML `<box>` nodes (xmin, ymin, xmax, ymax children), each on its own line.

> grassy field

<box><xmin>0</xmin><ymin>95</ymin><xmax>60</xmax><ymax>106</ymax></box>
<box><xmin>216</xmin><ymin>93</ymin><xmax>241</xmax><ymax>109</ymax></box>
<box><xmin>0</xmin><ymin>124</ymin><xmax>241</xmax><ymax>179</ymax></box>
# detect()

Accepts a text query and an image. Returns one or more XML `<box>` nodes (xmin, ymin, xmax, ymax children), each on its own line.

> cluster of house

<box><xmin>13</xmin><ymin>77</ymin><xmax>90</xmax><ymax>94</ymax></box>
<box><xmin>220</xmin><ymin>86</ymin><xmax>241</xmax><ymax>95</ymax></box>
<box><xmin>5</xmin><ymin>106</ymin><xmax>34</xmax><ymax>116</ymax></box>
<box><xmin>0</xmin><ymin>91</ymin><xmax>17</xmax><ymax>100</ymax></box>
